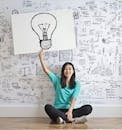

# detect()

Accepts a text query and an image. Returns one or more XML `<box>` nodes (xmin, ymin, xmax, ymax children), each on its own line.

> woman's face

<box><xmin>63</xmin><ymin>64</ymin><xmax>74</xmax><ymax>78</ymax></box>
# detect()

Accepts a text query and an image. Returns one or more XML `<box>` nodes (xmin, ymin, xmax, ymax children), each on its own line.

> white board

<box><xmin>11</xmin><ymin>9</ymin><xmax>76</xmax><ymax>54</ymax></box>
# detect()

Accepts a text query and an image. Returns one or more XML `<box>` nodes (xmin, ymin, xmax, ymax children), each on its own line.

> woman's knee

<box><xmin>85</xmin><ymin>104</ymin><xmax>93</xmax><ymax>114</ymax></box>
<box><xmin>81</xmin><ymin>104</ymin><xmax>93</xmax><ymax>115</ymax></box>
<box><xmin>44</xmin><ymin>104</ymin><xmax>52</xmax><ymax>112</ymax></box>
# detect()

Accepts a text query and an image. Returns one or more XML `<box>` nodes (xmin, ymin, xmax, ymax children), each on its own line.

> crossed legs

<box><xmin>45</xmin><ymin>104</ymin><xmax>92</xmax><ymax>122</ymax></box>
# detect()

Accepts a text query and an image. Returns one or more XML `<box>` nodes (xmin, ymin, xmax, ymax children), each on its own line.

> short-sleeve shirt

<box><xmin>48</xmin><ymin>72</ymin><xmax>80</xmax><ymax>109</ymax></box>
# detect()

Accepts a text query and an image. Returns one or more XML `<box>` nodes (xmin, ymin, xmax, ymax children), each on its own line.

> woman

<box><xmin>39</xmin><ymin>49</ymin><xmax>92</xmax><ymax>124</ymax></box>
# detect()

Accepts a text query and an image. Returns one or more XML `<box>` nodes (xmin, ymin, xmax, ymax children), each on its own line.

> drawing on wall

<box><xmin>31</xmin><ymin>13</ymin><xmax>57</xmax><ymax>50</ymax></box>
<box><xmin>0</xmin><ymin>0</ymin><xmax>122</xmax><ymax>109</ymax></box>
<box><xmin>11</xmin><ymin>9</ymin><xmax>76</xmax><ymax>54</ymax></box>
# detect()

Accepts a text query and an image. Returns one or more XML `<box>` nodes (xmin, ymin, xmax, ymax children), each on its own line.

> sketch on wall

<box><xmin>11</xmin><ymin>9</ymin><xmax>76</xmax><ymax>54</ymax></box>
<box><xmin>0</xmin><ymin>0</ymin><xmax>122</xmax><ymax>113</ymax></box>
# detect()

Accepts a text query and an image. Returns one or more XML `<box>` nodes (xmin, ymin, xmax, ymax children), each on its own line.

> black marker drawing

<box><xmin>31</xmin><ymin>13</ymin><xmax>57</xmax><ymax>50</ymax></box>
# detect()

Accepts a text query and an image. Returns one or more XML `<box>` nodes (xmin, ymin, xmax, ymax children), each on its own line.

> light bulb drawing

<box><xmin>31</xmin><ymin>13</ymin><xmax>57</xmax><ymax>50</ymax></box>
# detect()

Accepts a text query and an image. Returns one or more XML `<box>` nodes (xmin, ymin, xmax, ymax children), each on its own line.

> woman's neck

<box><xmin>66</xmin><ymin>78</ymin><xmax>70</xmax><ymax>85</ymax></box>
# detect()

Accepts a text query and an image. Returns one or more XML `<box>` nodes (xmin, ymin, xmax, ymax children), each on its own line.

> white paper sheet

<box><xmin>11</xmin><ymin>9</ymin><xmax>76</xmax><ymax>54</ymax></box>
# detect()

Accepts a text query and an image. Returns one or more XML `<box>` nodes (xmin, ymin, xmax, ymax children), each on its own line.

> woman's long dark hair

<box><xmin>61</xmin><ymin>62</ymin><xmax>76</xmax><ymax>89</ymax></box>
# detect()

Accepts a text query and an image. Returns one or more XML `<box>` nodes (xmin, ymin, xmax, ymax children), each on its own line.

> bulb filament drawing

<box><xmin>31</xmin><ymin>13</ymin><xmax>57</xmax><ymax>50</ymax></box>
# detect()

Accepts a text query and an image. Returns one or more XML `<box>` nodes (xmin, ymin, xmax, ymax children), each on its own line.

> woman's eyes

<box><xmin>65</xmin><ymin>68</ymin><xmax>72</xmax><ymax>70</ymax></box>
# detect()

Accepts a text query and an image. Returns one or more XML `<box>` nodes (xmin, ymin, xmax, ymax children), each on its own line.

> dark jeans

<box><xmin>45</xmin><ymin>104</ymin><xmax>92</xmax><ymax>122</ymax></box>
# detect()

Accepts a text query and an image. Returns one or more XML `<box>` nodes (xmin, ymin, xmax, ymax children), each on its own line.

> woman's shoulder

<box><xmin>49</xmin><ymin>72</ymin><xmax>60</xmax><ymax>79</ymax></box>
<box><xmin>75</xmin><ymin>80</ymin><xmax>81</xmax><ymax>87</ymax></box>
<box><xmin>76</xmin><ymin>80</ymin><xmax>80</xmax><ymax>84</ymax></box>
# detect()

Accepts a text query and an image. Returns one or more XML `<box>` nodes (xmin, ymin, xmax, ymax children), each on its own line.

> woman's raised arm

<box><xmin>39</xmin><ymin>49</ymin><xmax>51</xmax><ymax>75</ymax></box>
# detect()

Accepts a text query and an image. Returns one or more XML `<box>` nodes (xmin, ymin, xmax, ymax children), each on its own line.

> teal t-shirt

<box><xmin>48</xmin><ymin>72</ymin><xmax>81</xmax><ymax>109</ymax></box>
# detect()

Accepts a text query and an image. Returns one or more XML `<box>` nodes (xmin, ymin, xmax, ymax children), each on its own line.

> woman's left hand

<box><xmin>65</xmin><ymin>110</ymin><xmax>74</xmax><ymax>122</ymax></box>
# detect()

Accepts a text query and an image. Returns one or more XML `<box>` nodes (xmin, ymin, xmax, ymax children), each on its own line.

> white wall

<box><xmin>0</xmin><ymin>0</ymin><xmax>122</xmax><ymax>117</ymax></box>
